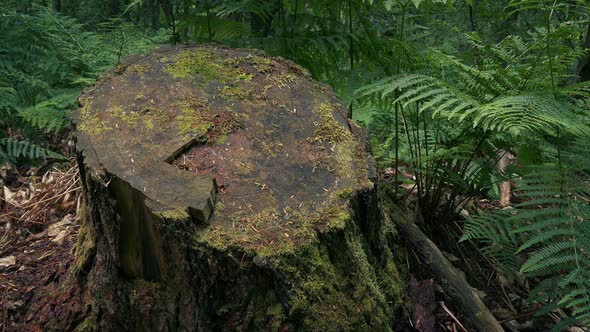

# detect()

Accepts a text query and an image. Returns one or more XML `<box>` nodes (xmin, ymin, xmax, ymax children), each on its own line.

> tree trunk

<box><xmin>159</xmin><ymin>0</ymin><xmax>177</xmax><ymax>43</ymax></box>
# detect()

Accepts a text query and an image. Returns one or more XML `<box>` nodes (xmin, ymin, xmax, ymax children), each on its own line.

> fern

<box><xmin>0</xmin><ymin>138</ymin><xmax>67</xmax><ymax>163</ymax></box>
<box><xmin>0</xmin><ymin>2</ymin><xmax>165</xmax><ymax>164</ymax></box>
<box><xmin>358</xmin><ymin>60</ymin><xmax>589</xmax><ymax>138</ymax></box>
<box><xmin>18</xmin><ymin>90</ymin><xmax>78</xmax><ymax>133</ymax></box>
<box><xmin>461</xmin><ymin>162</ymin><xmax>590</xmax><ymax>329</ymax></box>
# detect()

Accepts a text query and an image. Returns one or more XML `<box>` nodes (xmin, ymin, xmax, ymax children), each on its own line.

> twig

<box><xmin>439</xmin><ymin>301</ymin><xmax>469</xmax><ymax>332</ymax></box>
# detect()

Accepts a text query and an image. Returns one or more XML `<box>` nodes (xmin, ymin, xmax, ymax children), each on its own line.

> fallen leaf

<box><xmin>0</xmin><ymin>255</ymin><xmax>16</xmax><ymax>267</ymax></box>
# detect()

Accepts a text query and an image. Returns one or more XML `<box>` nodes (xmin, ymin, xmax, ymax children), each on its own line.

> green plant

<box><xmin>0</xmin><ymin>2</ymin><xmax>165</xmax><ymax>164</ymax></box>
<box><xmin>461</xmin><ymin>162</ymin><xmax>590</xmax><ymax>330</ymax></box>
<box><xmin>0</xmin><ymin>138</ymin><xmax>67</xmax><ymax>162</ymax></box>
<box><xmin>356</xmin><ymin>29</ymin><xmax>590</xmax><ymax>223</ymax></box>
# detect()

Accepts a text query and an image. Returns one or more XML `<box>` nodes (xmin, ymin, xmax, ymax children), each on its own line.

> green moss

<box><xmin>157</xmin><ymin>209</ymin><xmax>190</xmax><ymax>221</ymax></box>
<box><xmin>200</xmin><ymin>200</ymin><xmax>354</xmax><ymax>258</ymax></box>
<box><xmin>217</xmin><ymin>85</ymin><xmax>254</xmax><ymax>102</ymax></box>
<box><xmin>165</xmin><ymin>48</ymin><xmax>252</xmax><ymax>84</ymax></box>
<box><xmin>215</xmin><ymin>201</ymin><xmax>224</xmax><ymax>213</ymax></box>
<box><xmin>175</xmin><ymin>106</ymin><xmax>213</xmax><ymax>136</ymax></box>
<box><xmin>236</xmin><ymin>161</ymin><xmax>255</xmax><ymax>175</ymax></box>
<box><xmin>337</xmin><ymin>188</ymin><xmax>353</xmax><ymax>199</ymax></box>
<box><xmin>266</xmin><ymin>72</ymin><xmax>298</xmax><ymax>89</ymax></box>
<box><xmin>189</xmin><ymin>166</ymin><xmax>399</xmax><ymax>331</ymax></box>
<box><xmin>265</xmin><ymin>303</ymin><xmax>286</xmax><ymax>328</ymax></box>
<box><xmin>127</xmin><ymin>63</ymin><xmax>151</xmax><ymax>76</ymax></box>
<box><xmin>195</xmin><ymin>210</ymin><xmax>402</xmax><ymax>330</ymax></box>
<box><xmin>320</xmin><ymin>205</ymin><xmax>351</xmax><ymax>230</ymax></box>
<box><xmin>106</xmin><ymin>106</ymin><xmax>174</xmax><ymax>135</ymax></box>
<box><xmin>311</xmin><ymin>103</ymin><xmax>353</xmax><ymax>144</ymax></box>
<box><xmin>78</xmin><ymin>101</ymin><xmax>112</xmax><ymax>136</ymax></box>
<box><xmin>114</xmin><ymin>64</ymin><xmax>127</xmax><ymax>75</ymax></box>
<box><xmin>272</xmin><ymin>229</ymin><xmax>400</xmax><ymax>331</ymax></box>
<box><xmin>247</xmin><ymin>54</ymin><xmax>273</xmax><ymax>73</ymax></box>
<box><xmin>245</xmin><ymin>289</ymin><xmax>287</xmax><ymax>330</ymax></box>
<box><xmin>73</xmin><ymin>206</ymin><xmax>97</xmax><ymax>275</ymax></box>
<box><xmin>308</xmin><ymin>103</ymin><xmax>373</xmax><ymax>190</ymax></box>
<box><xmin>287</xmin><ymin>62</ymin><xmax>312</xmax><ymax>78</ymax></box>
<box><xmin>215</xmin><ymin>134</ymin><xmax>228</xmax><ymax>144</ymax></box>
<box><xmin>74</xmin><ymin>316</ymin><xmax>98</xmax><ymax>332</ymax></box>
<box><xmin>261</xmin><ymin>140</ymin><xmax>283</xmax><ymax>158</ymax></box>
<box><xmin>111</xmin><ymin>106</ymin><xmax>141</xmax><ymax>125</ymax></box>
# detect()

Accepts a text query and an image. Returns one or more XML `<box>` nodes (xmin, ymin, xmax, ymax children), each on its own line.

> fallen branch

<box><xmin>386</xmin><ymin>205</ymin><xmax>504</xmax><ymax>332</ymax></box>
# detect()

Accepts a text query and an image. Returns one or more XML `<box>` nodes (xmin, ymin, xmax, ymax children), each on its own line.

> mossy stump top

<box><xmin>75</xmin><ymin>44</ymin><xmax>374</xmax><ymax>256</ymax></box>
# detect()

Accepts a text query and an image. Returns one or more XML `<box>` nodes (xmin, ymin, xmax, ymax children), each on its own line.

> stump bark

<box><xmin>71</xmin><ymin>45</ymin><xmax>402</xmax><ymax>331</ymax></box>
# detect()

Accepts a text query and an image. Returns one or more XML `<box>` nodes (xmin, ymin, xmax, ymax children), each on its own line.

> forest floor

<box><xmin>0</xmin><ymin>163</ymin><xmax>81</xmax><ymax>331</ymax></box>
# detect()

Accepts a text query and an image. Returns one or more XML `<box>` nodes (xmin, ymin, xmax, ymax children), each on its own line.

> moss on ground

<box><xmin>248</xmin><ymin>55</ymin><xmax>273</xmax><ymax>73</ymax></box>
<box><xmin>261</xmin><ymin>140</ymin><xmax>284</xmax><ymax>158</ymax></box>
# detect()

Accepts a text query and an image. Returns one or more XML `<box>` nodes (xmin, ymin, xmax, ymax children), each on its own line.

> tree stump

<box><xmin>73</xmin><ymin>45</ymin><xmax>402</xmax><ymax>331</ymax></box>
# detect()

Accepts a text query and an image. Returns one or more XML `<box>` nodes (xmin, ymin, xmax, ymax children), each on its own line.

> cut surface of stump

<box><xmin>72</xmin><ymin>45</ymin><xmax>401</xmax><ymax>331</ymax></box>
<box><xmin>76</xmin><ymin>45</ymin><xmax>371</xmax><ymax>255</ymax></box>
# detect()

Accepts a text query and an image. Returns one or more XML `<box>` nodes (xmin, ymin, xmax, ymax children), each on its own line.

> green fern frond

<box><xmin>18</xmin><ymin>90</ymin><xmax>77</xmax><ymax>132</ymax></box>
<box><xmin>0</xmin><ymin>138</ymin><xmax>67</xmax><ymax>162</ymax></box>
<box><xmin>462</xmin><ymin>162</ymin><xmax>590</xmax><ymax>329</ymax></box>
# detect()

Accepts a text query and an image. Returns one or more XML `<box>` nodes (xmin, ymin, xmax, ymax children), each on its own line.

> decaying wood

<box><xmin>387</xmin><ymin>206</ymin><xmax>504</xmax><ymax>332</ymax></box>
